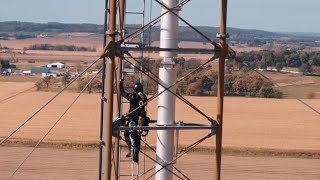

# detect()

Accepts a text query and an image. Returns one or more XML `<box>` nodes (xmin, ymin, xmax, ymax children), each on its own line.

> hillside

<box><xmin>1</xmin><ymin>21</ymin><xmax>320</xmax><ymax>47</ymax></box>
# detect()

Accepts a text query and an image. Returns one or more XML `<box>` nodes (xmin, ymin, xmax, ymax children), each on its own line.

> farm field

<box><xmin>0</xmin><ymin>34</ymin><xmax>320</xmax><ymax>180</ymax></box>
<box><xmin>1</xmin><ymin>82</ymin><xmax>320</xmax><ymax>151</ymax></box>
<box><xmin>1</xmin><ymin>147</ymin><xmax>320</xmax><ymax>180</ymax></box>
<box><xmin>260</xmin><ymin>71</ymin><xmax>320</xmax><ymax>99</ymax></box>
<box><xmin>0</xmin><ymin>35</ymin><xmax>260</xmax><ymax>66</ymax></box>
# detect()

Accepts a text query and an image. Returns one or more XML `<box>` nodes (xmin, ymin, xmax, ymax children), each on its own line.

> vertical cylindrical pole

<box><xmin>104</xmin><ymin>0</ymin><xmax>117</xmax><ymax>179</ymax></box>
<box><xmin>215</xmin><ymin>0</ymin><xmax>228</xmax><ymax>180</ymax></box>
<box><xmin>99</xmin><ymin>0</ymin><xmax>109</xmax><ymax>179</ymax></box>
<box><xmin>113</xmin><ymin>58</ymin><xmax>122</xmax><ymax>180</ymax></box>
<box><xmin>113</xmin><ymin>1</ymin><xmax>125</xmax><ymax>179</ymax></box>
<box><xmin>156</xmin><ymin>66</ymin><xmax>176</xmax><ymax>180</ymax></box>
<box><xmin>155</xmin><ymin>0</ymin><xmax>179</xmax><ymax>180</ymax></box>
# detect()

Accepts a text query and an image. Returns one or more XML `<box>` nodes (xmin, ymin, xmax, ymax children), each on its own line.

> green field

<box><xmin>277</xmin><ymin>84</ymin><xmax>320</xmax><ymax>99</ymax></box>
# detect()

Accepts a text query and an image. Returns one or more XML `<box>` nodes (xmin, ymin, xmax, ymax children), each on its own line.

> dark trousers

<box><xmin>124</xmin><ymin>115</ymin><xmax>141</xmax><ymax>151</ymax></box>
<box><xmin>124</xmin><ymin>130</ymin><xmax>141</xmax><ymax>151</ymax></box>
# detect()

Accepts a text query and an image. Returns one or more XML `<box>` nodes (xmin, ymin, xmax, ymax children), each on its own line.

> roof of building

<box><xmin>47</xmin><ymin>62</ymin><xmax>65</xmax><ymax>66</ymax></box>
<box><xmin>31</xmin><ymin>67</ymin><xmax>51</xmax><ymax>74</ymax></box>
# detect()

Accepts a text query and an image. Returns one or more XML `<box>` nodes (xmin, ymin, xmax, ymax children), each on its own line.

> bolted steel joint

<box><xmin>210</xmin><ymin>120</ymin><xmax>219</xmax><ymax>136</ymax></box>
<box><xmin>115</xmin><ymin>42</ymin><xmax>124</xmax><ymax>56</ymax></box>
<box><xmin>216</xmin><ymin>33</ymin><xmax>229</xmax><ymax>40</ymax></box>
<box><xmin>100</xmin><ymin>140</ymin><xmax>106</xmax><ymax>146</ymax></box>
<box><xmin>105</xmin><ymin>30</ymin><xmax>119</xmax><ymax>35</ymax></box>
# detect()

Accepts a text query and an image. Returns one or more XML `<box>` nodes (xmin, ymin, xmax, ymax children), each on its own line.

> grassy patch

<box><xmin>2</xmin><ymin>138</ymin><xmax>320</xmax><ymax>159</ymax></box>
<box><xmin>276</xmin><ymin>84</ymin><xmax>320</xmax><ymax>99</ymax></box>
<box><xmin>0</xmin><ymin>76</ymin><xmax>41</xmax><ymax>82</ymax></box>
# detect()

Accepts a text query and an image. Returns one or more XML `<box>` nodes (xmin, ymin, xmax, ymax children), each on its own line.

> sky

<box><xmin>0</xmin><ymin>0</ymin><xmax>320</xmax><ymax>33</ymax></box>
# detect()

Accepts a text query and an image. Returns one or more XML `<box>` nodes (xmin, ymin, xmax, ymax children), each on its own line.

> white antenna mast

<box><xmin>155</xmin><ymin>0</ymin><xmax>180</xmax><ymax>180</ymax></box>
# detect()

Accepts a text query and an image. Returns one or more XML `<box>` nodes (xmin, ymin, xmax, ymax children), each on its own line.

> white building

<box><xmin>123</xmin><ymin>68</ymin><xmax>135</xmax><ymax>75</ymax></box>
<box><xmin>22</xmin><ymin>70</ymin><xmax>31</xmax><ymax>75</ymax></box>
<box><xmin>47</xmin><ymin>62</ymin><xmax>65</xmax><ymax>69</ymax></box>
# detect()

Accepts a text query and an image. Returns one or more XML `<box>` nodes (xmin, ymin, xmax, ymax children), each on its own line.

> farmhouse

<box><xmin>47</xmin><ymin>62</ymin><xmax>65</xmax><ymax>69</ymax></box>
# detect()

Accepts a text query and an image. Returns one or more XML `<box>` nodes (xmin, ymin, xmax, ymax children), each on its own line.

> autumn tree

<box><xmin>35</xmin><ymin>76</ymin><xmax>53</xmax><ymax>90</ymax></box>
<box><xmin>61</xmin><ymin>72</ymin><xmax>71</xmax><ymax>86</ymax></box>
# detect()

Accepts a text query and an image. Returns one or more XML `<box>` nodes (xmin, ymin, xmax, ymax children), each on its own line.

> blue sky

<box><xmin>1</xmin><ymin>0</ymin><xmax>319</xmax><ymax>33</ymax></box>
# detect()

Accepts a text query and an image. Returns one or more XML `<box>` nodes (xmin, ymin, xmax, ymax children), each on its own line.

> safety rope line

<box><xmin>145</xmin><ymin>133</ymin><xmax>212</xmax><ymax>180</ymax></box>
<box><xmin>246</xmin><ymin>63</ymin><xmax>320</xmax><ymax>117</ymax></box>
<box><xmin>0</xmin><ymin>86</ymin><xmax>35</xmax><ymax>104</ymax></box>
<box><xmin>120</xmin><ymin>52</ymin><xmax>216</xmax><ymax>122</ymax></box>
<box><xmin>0</xmin><ymin>54</ymin><xmax>105</xmax><ymax>146</ymax></box>
<box><xmin>121</xmin><ymin>0</ymin><xmax>190</xmax><ymax>44</ymax></box>
<box><xmin>8</xmin><ymin>68</ymin><xmax>103</xmax><ymax>180</ymax></box>
<box><xmin>119</xmin><ymin>137</ymin><xmax>185</xmax><ymax>180</ymax></box>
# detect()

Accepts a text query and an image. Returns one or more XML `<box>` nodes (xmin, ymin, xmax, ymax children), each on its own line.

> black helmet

<box><xmin>133</xmin><ymin>82</ymin><xmax>143</xmax><ymax>92</ymax></box>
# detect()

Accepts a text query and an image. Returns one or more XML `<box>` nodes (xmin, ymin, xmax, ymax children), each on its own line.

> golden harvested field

<box><xmin>1</xmin><ymin>82</ymin><xmax>320</xmax><ymax>179</ymax></box>
<box><xmin>0</xmin><ymin>36</ymin><xmax>259</xmax><ymax>65</ymax></box>
<box><xmin>1</xmin><ymin>147</ymin><xmax>320</xmax><ymax>180</ymax></box>
<box><xmin>1</xmin><ymin>82</ymin><xmax>320</xmax><ymax>151</ymax></box>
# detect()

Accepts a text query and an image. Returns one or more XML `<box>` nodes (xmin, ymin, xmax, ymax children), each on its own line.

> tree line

<box><xmin>26</xmin><ymin>44</ymin><xmax>96</xmax><ymax>52</ymax></box>
<box><xmin>35</xmin><ymin>58</ymin><xmax>282</xmax><ymax>98</ymax></box>
<box><xmin>235</xmin><ymin>48</ymin><xmax>320</xmax><ymax>73</ymax></box>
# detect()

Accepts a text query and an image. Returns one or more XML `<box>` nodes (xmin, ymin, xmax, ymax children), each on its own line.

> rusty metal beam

<box><xmin>215</xmin><ymin>0</ymin><xmax>228</xmax><ymax>180</ymax></box>
<box><xmin>104</xmin><ymin>0</ymin><xmax>117</xmax><ymax>179</ymax></box>
<box><xmin>113</xmin><ymin>1</ymin><xmax>125</xmax><ymax>179</ymax></box>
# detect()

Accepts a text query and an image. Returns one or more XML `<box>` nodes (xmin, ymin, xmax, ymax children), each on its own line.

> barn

<box><xmin>47</xmin><ymin>62</ymin><xmax>65</xmax><ymax>69</ymax></box>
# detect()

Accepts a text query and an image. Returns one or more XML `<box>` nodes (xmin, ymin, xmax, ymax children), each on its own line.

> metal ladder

<box><xmin>118</xmin><ymin>0</ymin><xmax>148</xmax><ymax>179</ymax></box>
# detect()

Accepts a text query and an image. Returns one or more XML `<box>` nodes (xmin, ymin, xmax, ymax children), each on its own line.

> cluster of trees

<box><xmin>0</xmin><ymin>60</ymin><xmax>11</xmax><ymax>69</ymax></box>
<box><xmin>34</xmin><ymin>57</ymin><xmax>282</xmax><ymax>98</ymax></box>
<box><xmin>0</xmin><ymin>32</ymin><xmax>35</xmax><ymax>40</ymax></box>
<box><xmin>173</xmin><ymin>61</ymin><xmax>282</xmax><ymax>98</ymax></box>
<box><xmin>131</xmin><ymin>58</ymin><xmax>282</xmax><ymax>98</ymax></box>
<box><xmin>0</xmin><ymin>60</ymin><xmax>16</xmax><ymax>69</ymax></box>
<box><xmin>235</xmin><ymin>48</ymin><xmax>320</xmax><ymax>73</ymax></box>
<box><xmin>35</xmin><ymin>73</ymin><xmax>103</xmax><ymax>93</ymax></box>
<box><xmin>0</xmin><ymin>21</ymin><xmax>104</xmax><ymax>33</ymax></box>
<box><xmin>26</xmin><ymin>44</ymin><xmax>96</xmax><ymax>52</ymax></box>
<box><xmin>223</xmin><ymin>70</ymin><xmax>282</xmax><ymax>98</ymax></box>
<box><xmin>35</xmin><ymin>76</ymin><xmax>54</xmax><ymax>90</ymax></box>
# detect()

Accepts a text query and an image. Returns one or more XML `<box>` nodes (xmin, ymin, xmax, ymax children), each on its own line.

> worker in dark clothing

<box><xmin>119</xmin><ymin>78</ymin><xmax>147</xmax><ymax>162</ymax></box>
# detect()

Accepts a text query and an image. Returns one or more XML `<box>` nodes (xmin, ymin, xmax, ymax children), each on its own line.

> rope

<box><xmin>8</xmin><ymin>68</ymin><xmax>103</xmax><ymax>179</ymax></box>
<box><xmin>0</xmin><ymin>86</ymin><xmax>35</xmax><ymax>104</ymax></box>
<box><xmin>0</xmin><ymin>56</ymin><xmax>104</xmax><ymax>145</ymax></box>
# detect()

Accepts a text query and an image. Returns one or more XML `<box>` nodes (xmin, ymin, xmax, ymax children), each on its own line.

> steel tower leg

<box><xmin>104</xmin><ymin>0</ymin><xmax>117</xmax><ymax>179</ymax></box>
<box><xmin>99</xmin><ymin>0</ymin><xmax>109</xmax><ymax>179</ymax></box>
<box><xmin>215</xmin><ymin>0</ymin><xmax>228</xmax><ymax>180</ymax></box>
